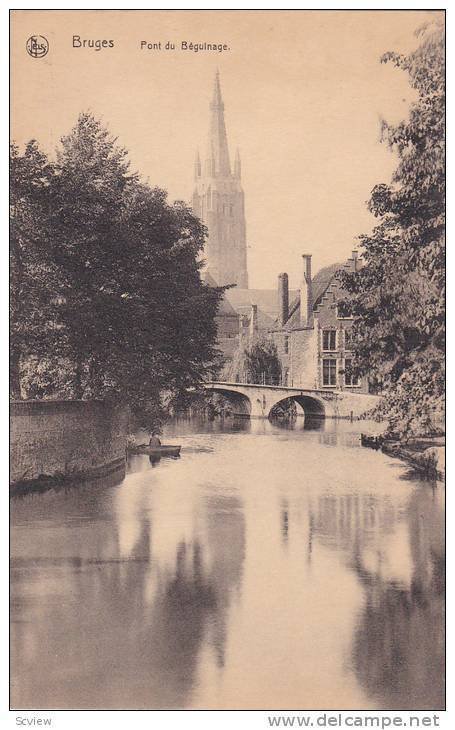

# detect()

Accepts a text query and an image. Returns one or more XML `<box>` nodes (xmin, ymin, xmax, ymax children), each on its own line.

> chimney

<box><xmin>352</xmin><ymin>250</ymin><xmax>358</xmax><ymax>272</ymax></box>
<box><xmin>238</xmin><ymin>314</ymin><xmax>244</xmax><ymax>345</ymax></box>
<box><xmin>249</xmin><ymin>304</ymin><xmax>258</xmax><ymax>341</ymax></box>
<box><xmin>238</xmin><ymin>313</ymin><xmax>248</xmax><ymax>344</ymax></box>
<box><xmin>300</xmin><ymin>254</ymin><xmax>313</xmax><ymax>327</ymax></box>
<box><xmin>278</xmin><ymin>273</ymin><xmax>289</xmax><ymax>327</ymax></box>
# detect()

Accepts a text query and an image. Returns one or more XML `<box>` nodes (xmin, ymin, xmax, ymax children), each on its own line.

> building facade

<box><xmin>192</xmin><ymin>72</ymin><xmax>248</xmax><ymax>289</ymax></box>
<box><xmin>269</xmin><ymin>252</ymin><xmax>370</xmax><ymax>394</ymax></box>
<box><xmin>203</xmin><ymin>272</ymin><xmax>240</xmax><ymax>360</ymax></box>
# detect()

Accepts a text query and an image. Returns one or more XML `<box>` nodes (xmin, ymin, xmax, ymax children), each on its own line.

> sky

<box><xmin>11</xmin><ymin>9</ymin><xmax>440</xmax><ymax>289</ymax></box>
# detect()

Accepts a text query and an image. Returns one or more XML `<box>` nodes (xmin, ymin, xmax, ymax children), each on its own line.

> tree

<box><xmin>10</xmin><ymin>141</ymin><xmax>61</xmax><ymax>398</ymax></box>
<box><xmin>227</xmin><ymin>338</ymin><xmax>281</xmax><ymax>385</ymax></box>
<box><xmin>47</xmin><ymin>113</ymin><xmax>135</xmax><ymax>398</ymax></box>
<box><xmin>11</xmin><ymin>113</ymin><xmax>224</xmax><ymax>431</ymax></box>
<box><xmin>341</xmin><ymin>20</ymin><xmax>445</xmax><ymax>438</ymax></box>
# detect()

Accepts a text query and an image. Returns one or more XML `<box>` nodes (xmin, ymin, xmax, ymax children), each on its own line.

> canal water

<box><xmin>10</xmin><ymin>417</ymin><xmax>444</xmax><ymax>710</ymax></box>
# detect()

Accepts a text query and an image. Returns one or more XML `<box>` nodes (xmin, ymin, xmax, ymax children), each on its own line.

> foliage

<box><xmin>10</xmin><ymin>141</ymin><xmax>61</xmax><ymax>397</ymax></box>
<box><xmin>341</xmin><ymin>21</ymin><xmax>445</xmax><ymax>438</ymax></box>
<box><xmin>227</xmin><ymin>338</ymin><xmax>281</xmax><ymax>385</ymax></box>
<box><xmin>20</xmin><ymin>356</ymin><xmax>77</xmax><ymax>400</ymax></box>
<box><xmin>10</xmin><ymin>113</ymin><xmax>224</xmax><ymax>431</ymax></box>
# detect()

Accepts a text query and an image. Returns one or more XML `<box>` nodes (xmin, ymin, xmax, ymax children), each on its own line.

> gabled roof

<box><xmin>226</xmin><ymin>287</ymin><xmax>298</xmax><ymax>317</ymax></box>
<box><xmin>312</xmin><ymin>263</ymin><xmax>343</xmax><ymax>306</ymax></box>
<box><xmin>203</xmin><ymin>271</ymin><xmax>219</xmax><ymax>288</ymax></box>
<box><xmin>203</xmin><ymin>271</ymin><xmax>239</xmax><ymax>317</ymax></box>
<box><xmin>217</xmin><ymin>295</ymin><xmax>239</xmax><ymax>317</ymax></box>
<box><xmin>274</xmin><ymin>262</ymin><xmax>344</xmax><ymax>331</ymax></box>
<box><xmin>236</xmin><ymin>305</ymin><xmax>275</xmax><ymax>330</ymax></box>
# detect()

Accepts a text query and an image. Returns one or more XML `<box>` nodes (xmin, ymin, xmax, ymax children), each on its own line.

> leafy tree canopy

<box><xmin>11</xmin><ymin>113</ymin><xmax>225</xmax><ymax>431</ymax></box>
<box><xmin>341</xmin><ymin>21</ymin><xmax>445</xmax><ymax>438</ymax></box>
<box><xmin>10</xmin><ymin>140</ymin><xmax>61</xmax><ymax>397</ymax></box>
<box><xmin>226</xmin><ymin>337</ymin><xmax>282</xmax><ymax>386</ymax></box>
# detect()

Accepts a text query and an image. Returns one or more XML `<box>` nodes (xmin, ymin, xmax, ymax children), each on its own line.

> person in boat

<box><xmin>149</xmin><ymin>434</ymin><xmax>162</xmax><ymax>448</ymax></box>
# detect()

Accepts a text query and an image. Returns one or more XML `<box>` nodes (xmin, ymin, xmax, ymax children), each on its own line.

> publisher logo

<box><xmin>26</xmin><ymin>35</ymin><xmax>49</xmax><ymax>58</ymax></box>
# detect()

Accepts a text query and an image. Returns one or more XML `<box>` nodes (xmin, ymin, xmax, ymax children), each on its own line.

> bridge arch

<box><xmin>200</xmin><ymin>381</ymin><xmax>379</xmax><ymax>420</ymax></box>
<box><xmin>207</xmin><ymin>387</ymin><xmax>252</xmax><ymax>417</ymax></box>
<box><xmin>202</xmin><ymin>383</ymin><xmax>329</xmax><ymax>420</ymax></box>
<box><xmin>269</xmin><ymin>394</ymin><xmax>326</xmax><ymax>420</ymax></box>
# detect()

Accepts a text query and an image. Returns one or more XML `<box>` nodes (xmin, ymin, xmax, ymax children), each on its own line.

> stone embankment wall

<box><xmin>10</xmin><ymin>400</ymin><xmax>128</xmax><ymax>489</ymax></box>
<box><xmin>328</xmin><ymin>391</ymin><xmax>379</xmax><ymax>419</ymax></box>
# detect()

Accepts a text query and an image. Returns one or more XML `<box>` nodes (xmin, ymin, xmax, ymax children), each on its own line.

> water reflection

<box><xmin>269</xmin><ymin>414</ymin><xmax>325</xmax><ymax>432</ymax></box>
<box><xmin>10</xmin><ymin>417</ymin><xmax>444</xmax><ymax>710</ymax></box>
<box><xmin>352</xmin><ymin>486</ymin><xmax>444</xmax><ymax>710</ymax></box>
<box><xmin>280</xmin><ymin>498</ymin><xmax>289</xmax><ymax>545</ymax></box>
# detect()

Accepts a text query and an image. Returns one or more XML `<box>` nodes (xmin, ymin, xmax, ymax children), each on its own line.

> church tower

<box><xmin>192</xmin><ymin>72</ymin><xmax>249</xmax><ymax>289</ymax></box>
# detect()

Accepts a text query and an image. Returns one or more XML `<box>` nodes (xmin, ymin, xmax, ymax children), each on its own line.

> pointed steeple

<box><xmin>207</xmin><ymin>70</ymin><xmax>231</xmax><ymax>177</ymax></box>
<box><xmin>193</xmin><ymin>72</ymin><xmax>249</xmax><ymax>290</ymax></box>
<box><xmin>194</xmin><ymin>149</ymin><xmax>201</xmax><ymax>179</ymax></box>
<box><xmin>211</xmin><ymin>69</ymin><xmax>224</xmax><ymax>110</ymax></box>
<box><xmin>205</xmin><ymin>139</ymin><xmax>216</xmax><ymax>177</ymax></box>
<box><xmin>234</xmin><ymin>148</ymin><xmax>241</xmax><ymax>179</ymax></box>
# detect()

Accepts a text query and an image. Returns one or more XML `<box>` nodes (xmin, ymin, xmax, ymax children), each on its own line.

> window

<box><xmin>344</xmin><ymin>329</ymin><xmax>352</xmax><ymax>350</ymax></box>
<box><xmin>322</xmin><ymin>359</ymin><xmax>337</xmax><ymax>386</ymax></box>
<box><xmin>284</xmin><ymin>335</ymin><xmax>289</xmax><ymax>354</ymax></box>
<box><xmin>322</xmin><ymin>330</ymin><xmax>336</xmax><ymax>351</ymax></box>
<box><xmin>344</xmin><ymin>358</ymin><xmax>359</xmax><ymax>386</ymax></box>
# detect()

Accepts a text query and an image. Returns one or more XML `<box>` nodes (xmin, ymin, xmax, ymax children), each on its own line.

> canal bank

<box><xmin>10</xmin><ymin>400</ymin><xmax>129</xmax><ymax>494</ymax></box>
<box><xmin>361</xmin><ymin>433</ymin><xmax>445</xmax><ymax>482</ymax></box>
<box><xmin>382</xmin><ymin>439</ymin><xmax>445</xmax><ymax>481</ymax></box>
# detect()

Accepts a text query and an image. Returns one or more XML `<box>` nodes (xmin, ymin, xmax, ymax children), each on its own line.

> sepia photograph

<box><xmin>9</xmin><ymin>8</ymin><xmax>445</xmax><ymax>715</ymax></box>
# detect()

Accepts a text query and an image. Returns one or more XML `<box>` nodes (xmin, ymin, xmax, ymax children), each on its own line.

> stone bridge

<box><xmin>202</xmin><ymin>381</ymin><xmax>379</xmax><ymax>420</ymax></box>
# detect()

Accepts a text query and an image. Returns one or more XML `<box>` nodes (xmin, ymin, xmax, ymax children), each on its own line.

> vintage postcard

<box><xmin>10</xmin><ymin>8</ymin><xmax>445</xmax><ymax>716</ymax></box>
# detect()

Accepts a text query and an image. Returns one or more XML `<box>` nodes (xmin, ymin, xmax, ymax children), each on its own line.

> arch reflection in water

<box><xmin>273</xmin><ymin>394</ymin><xmax>326</xmax><ymax>419</ymax></box>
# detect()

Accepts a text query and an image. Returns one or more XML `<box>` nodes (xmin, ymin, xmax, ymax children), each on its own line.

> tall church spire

<box><xmin>194</xmin><ymin>149</ymin><xmax>201</xmax><ymax>179</ymax></box>
<box><xmin>207</xmin><ymin>70</ymin><xmax>231</xmax><ymax>177</ymax></box>
<box><xmin>234</xmin><ymin>148</ymin><xmax>241</xmax><ymax>179</ymax></box>
<box><xmin>192</xmin><ymin>72</ymin><xmax>249</xmax><ymax>289</ymax></box>
<box><xmin>212</xmin><ymin>69</ymin><xmax>223</xmax><ymax>107</ymax></box>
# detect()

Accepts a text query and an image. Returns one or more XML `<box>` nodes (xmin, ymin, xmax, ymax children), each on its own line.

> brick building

<box><xmin>268</xmin><ymin>252</ymin><xmax>370</xmax><ymax>393</ymax></box>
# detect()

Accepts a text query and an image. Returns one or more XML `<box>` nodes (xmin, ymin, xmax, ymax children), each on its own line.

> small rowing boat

<box><xmin>128</xmin><ymin>444</ymin><xmax>181</xmax><ymax>458</ymax></box>
<box><xmin>360</xmin><ymin>434</ymin><xmax>383</xmax><ymax>450</ymax></box>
